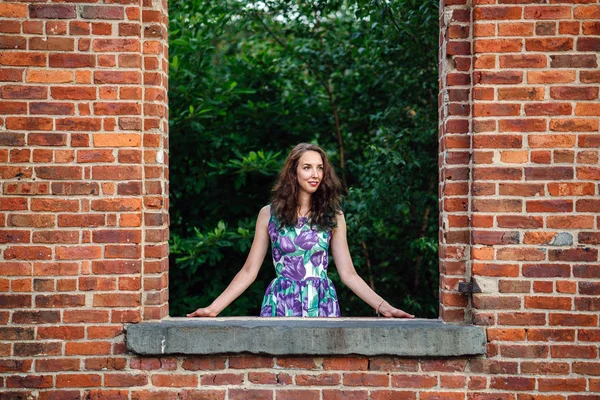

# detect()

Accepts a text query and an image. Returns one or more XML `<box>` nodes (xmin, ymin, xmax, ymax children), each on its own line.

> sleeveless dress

<box><xmin>259</xmin><ymin>212</ymin><xmax>341</xmax><ymax>317</ymax></box>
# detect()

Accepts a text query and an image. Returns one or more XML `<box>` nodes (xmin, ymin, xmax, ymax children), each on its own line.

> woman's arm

<box><xmin>330</xmin><ymin>212</ymin><xmax>415</xmax><ymax>318</ymax></box>
<box><xmin>187</xmin><ymin>205</ymin><xmax>271</xmax><ymax>317</ymax></box>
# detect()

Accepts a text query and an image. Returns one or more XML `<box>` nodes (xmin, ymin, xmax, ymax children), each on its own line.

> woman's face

<box><xmin>296</xmin><ymin>150</ymin><xmax>324</xmax><ymax>195</ymax></box>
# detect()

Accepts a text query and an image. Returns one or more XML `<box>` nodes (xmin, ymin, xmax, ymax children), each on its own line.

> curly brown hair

<box><xmin>271</xmin><ymin>143</ymin><xmax>342</xmax><ymax>231</ymax></box>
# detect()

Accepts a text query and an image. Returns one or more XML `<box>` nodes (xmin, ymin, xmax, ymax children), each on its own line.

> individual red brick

<box><xmin>105</xmin><ymin>373</ymin><xmax>148</xmax><ymax>387</ymax></box>
<box><xmin>528</xmin><ymin>70</ymin><xmax>576</xmax><ymax>84</ymax></box>
<box><xmin>0</xmin><ymin>294</ymin><xmax>31</xmax><ymax>308</ymax></box>
<box><xmin>6</xmin><ymin>375</ymin><xmax>53</xmax><ymax>389</ymax></box>
<box><xmin>51</xmin><ymin>87</ymin><xmax>96</xmax><ymax>100</ymax></box>
<box><xmin>473</xmin><ymin>200</ymin><xmax>522</xmax><ymax>213</ymax></box>
<box><xmin>12</xmin><ymin>310</ymin><xmax>60</xmax><ymax>324</ymax></box>
<box><xmin>473</xmin><ymin>104</ymin><xmax>520</xmax><ymax>117</ymax></box>
<box><xmin>0</xmin><ymin>229</ymin><xmax>30</xmax><ymax>244</ymax></box>
<box><xmin>295</xmin><ymin>373</ymin><xmax>340</xmax><ymax>386</ymax></box>
<box><xmin>69</xmin><ymin>21</ymin><xmax>90</xmax><ymax>35</ymax></box>
<box><xmin>93</xmin><ymin>293</ymin><xmax>140</xmax><ymax>307</ymax></box>
<box><xmin>550</xmin><ymin>313</ymin><xmax>598</xmax><ymax>326</ymax></box>
<box><xmin>35</xmin><ymin>359</ymin><xmax>80</xmax><ymax>372</ymax></box>
<box><xmin>499</xmin><ymin>54</ymin><xmax>546</xmax><ymax>69</ymax></box>
<box><xmin>525</xmin><ymin>103</ymin><xmax>572</xmax><ymax>116</ymax></box>
<box><xmin>30</xmin><ymin>102</ymin><xmax>74</xmax><ymax>115</ymax></box>
<box><xmin>65</xmin><ymin>342</ymin><xmax>111</xmax><ymax>356</ymax></box>
<box><xmin>473</xmin><ymin>135</ymin><xmax>522</xmax><ymax>149</ymax></box>
<box><xmin>0</xmin><ymin>52</ymin><xmax>46</xmax><ymax>67</ymax></box>
<box><xmin>151</xmin><ymin>374</ymin><xmax>198</xmax><ymax>388</ymax></box>
<box><xmin>58</xmin><ymin>214</ymin><xmax>105</xmax><ymax>227</ymax></box>
<box><xmin>2</xmin><ymin>85</ymin><xmax>48</xmax><ymax>101</ymax></box>
<box><xmin>91</xmin><ymin>166</ymin><xmax>142</xmax><ymax>181</ymax></box>
<box><xmin>4</xmin><ymin>246</ymin><xmax>52</xmax><ymax>261</ymax></box>
<box><xmin>550</xmin><ymin>248</ymin><xmax>597</xmax><ymax>262</ymax></box>
<box><xmin>181</xmin><ymin>357</ymin><xmax>226</xmax><ymax>371</ymax></box>
<box><xmin>29</xmin><ymin>37</ymin><xmax>74</xmax><ymax>51</ymax></box>
<box><xmin>81</xmin><ymin>6</ymin><xmax>124</xmax><ymax>20</ymax></box>
<box><xmin>550</xmin><ymin>118</ymin><xmax>598</xmax><ymax>132</ymax></box>
<box><xmin>538</xmin><ymin>378</ymin><xmax>586</xmax><ymax>392</ymax></box>
<box><xmin>551</xmin><ymin>54</ymin><xmax>597</xmax><ymax>69</ymax></box>
<box><xmin>93</xmin><ymin>103</ymin><xmax>141</xmax><ymax>115</ymax></box>
<box><xmin>49</xmin><ymin>53</ymin><xmax>92</xmax><ymax>69</ymax></box>
<box><xmin>29</xmin><ymin>4</ymin><xmax>75</xmax><ymax>19</ymax></box>
<box><xmin>93</xmin><ymin>39</ymin><xmax>139</xmax><ymax>52</ymax></box>
<box><xmin>35</xmin><ymin>294</ymin><xmax>85</xmax><ymax>308</ymax></box>
<box><xmin>0</xmin><ymin>68</ymin><xmax>24</xmax><ymax>82</ymax></box>
<box><xmin>130</xmin><ymin>391</ymin><xmax>178</xmax><ymax>400</ymax></box>
<box><xmin>473</xmin><ymin>263</ymin><xmax>519</xmax><ymax>277</ymax></box>
<box><xmin>92</xmin><ymin>260</ymin><xmax>140</xmax><ymax>274</ymax></box>
<box><xmin>31</xmin><ymin>199</ymin><xmax>79</xmax><ymax>212</ymax></box>
<box><xmin>525</xmin><ymin>296</ymin><xmax>572</xmax><ymax>310</ymax></box>
<box><xmin>342</xmin><ymin>372</ymin><xmax>389</xmax><ymax>387</ymax></box>
<box><xmin>551</xmin><ymin>86</ymin><xmax>598</xmax><ymax>100</ymax></box>
<box><xmin>500</xmin><ymin>344</ymin><xmax>548</xmax><ymax>359</ymax></box>
<box><xmin>473</xmin><ymin>295</ymin><xmax>521</xmax><ymax>310</ymax></box>
<box><xmin>0</xmin><ymin>359</ymin><xmax>33</xmax><ymax>373</ymax></box>
<box><xmin>551</xmin><ymin>345</ymin><xmax>597</xmax><ymax>359</ymax></box>
<box><xmin>201</xmin><ymin>373</ymin><xmax>244</xmax><ymax>385</ymax></box>
<box><xmin>120</xmin><ymin>23</ymin><xmax>142</xmax><ymax>37</ymax></box>
<box><xmin>14</xmin><ymin>342</ymin><xmax>61</xmax><ymax>357</ymax></box>
<box><xmin>0</xmin><ymin>3</ymin><xmax>27</xmax><ymax>17</ymax></box>
<box><xmin>105</xmin><ymin>244</ymin><xmax>141</xmax><ymax>259</ymax></box>
<box><xmin>578</xmin><ymin>37</ymin><xmax>600</xmax><ymax>51</ymax></box>
<box><xmin>276</xmin><ymin>390</ymin><xmax>318</xmax><ymax>400</ymax></box>
<box><xmin>490</xmin><ymin>377</ymin><xmax>535</xmax><ymax>391</ymax></box>
<box><xmin>391</xmin><ymin>375</ymin><xmax>437</xmax><ymax>388</ymax></box>
<box><xmin>95</xmin><ymin>71</ymin><xmax>141</xmax><ymax>84</ymax></box>
<box><xmin>525</xmin><ymin>38</ymin><xmax>573</xmax><ymax>52</ymax></box>
<box><xmin>474</xmin><ymin>6</ymin><xmax>522</xmax><ymax>20</ymax></box>
<box><xmin>526</xmin><ymin>200</ymin><xmax>572</xmax><ymax>213</ymax></box>
<box><xmin>478</xmin><ymin>72</ymin><xmax>525</xmax><ymax>90</ymax></box>
<box><xmin>0</xmin><ymin>101</ymin><xmax>27</xmax><ymax>115</ymax></box>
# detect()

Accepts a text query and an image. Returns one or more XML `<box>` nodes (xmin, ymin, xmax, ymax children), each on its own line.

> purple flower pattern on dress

<box><xmin>281</xmin><ymin>256</ymin><xmax>306</xmax><ymax>281</ymax></box>
<box><xmin>260</xmin><ymin>214</ymin><xmax>341</xmax><ymax>317</ymax></box>
<box><xmin>268</xmin><ymin>220</ymin><xmax>279</xmax><ymax>242</ymax></box>
<box><xmin>294</xmin><ymin>230</ymin><xmax>318</xmax><ymax>250</ymax></box>
<box><xmin>272</xmin><ymin>247</ymin><xmax>282</xmax><ymax>262</ymax></box>
<box><xmin>279</xmin><ymin>236</ymin><xmax>295</xmax><ymax>254</ymax></box>
<box><xmin>310</xmin><ymin>251</ymin><xmax>324</xmax><ymax>266</ymax></box>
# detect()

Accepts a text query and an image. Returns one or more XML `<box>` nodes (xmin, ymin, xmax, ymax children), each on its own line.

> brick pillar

<box><xmin>0</xmin><ymin>0</ymin><xmax>168</xmax><ymax>354</ymax></box>
<box><xmin>467</xmin><ymin>1</ymin><xmax>600</xmax><ymax>325</ymax></box>
<box><xmin>440</xmin><ymin>0</ymin><xmax>600</xmax><ymax>327</ymax></box>
<box><xmin>439</xmin><ymin>0</ymin><xmax>474</xmax><ymax>322</ymax></box>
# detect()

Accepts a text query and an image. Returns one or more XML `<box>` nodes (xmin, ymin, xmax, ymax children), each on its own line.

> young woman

<box><xmin>187</xmin><ymin>143</ymin><xmax>415</xmax><ymax>318</ymax></box>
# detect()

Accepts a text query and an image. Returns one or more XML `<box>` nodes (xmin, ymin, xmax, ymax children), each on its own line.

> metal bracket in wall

<box><xmin>458</xmin><ymin>278</ymin><xmax>482</xmax><ymax>294</ymax></box>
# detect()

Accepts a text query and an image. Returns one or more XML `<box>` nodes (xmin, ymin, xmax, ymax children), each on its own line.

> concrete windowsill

<box><xmin>126</xmin><ymin>318</ymin><xmax>486</xmax><ymax>357</ymax></box>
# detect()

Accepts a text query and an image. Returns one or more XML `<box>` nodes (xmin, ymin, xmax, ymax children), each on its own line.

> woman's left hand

<box><xmin>379</xmin><ymin>303</ymin><xmax>415</xmax><ymax>318</ymax></box>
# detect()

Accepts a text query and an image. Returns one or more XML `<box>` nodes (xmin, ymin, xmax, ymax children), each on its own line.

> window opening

<box><xmin>167</xmin><ymin>0</ymin><xmax>440</xmax><ymax>318</ymax></box>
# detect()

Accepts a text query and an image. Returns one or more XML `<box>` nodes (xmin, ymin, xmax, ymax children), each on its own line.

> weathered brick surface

<box><xmin>0</xmin><ymin>0</ymin><xmax>169</xmax><ymax>393</ymax></box>
<box><xmin>2</xmin><ymin>0</ymin><xmax>600</xmax><ymax>398</ymax></box>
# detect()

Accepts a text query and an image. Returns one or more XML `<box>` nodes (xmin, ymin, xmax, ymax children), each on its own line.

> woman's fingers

<box><xmin>387</xmin><ymin>308</ymin><xmax>415</xmax><ymax>318</ymax></box>
<box><xmin>186</xmin><ymin>308</ymin><xmax>210</xmax><ymax>317</ymax></box>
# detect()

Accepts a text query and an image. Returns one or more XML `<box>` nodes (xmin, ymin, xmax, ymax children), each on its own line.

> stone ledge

<box><xmin>126</xmin><ymin>318</ymin><xmax>486</xmax><ymax>357</ymax></box>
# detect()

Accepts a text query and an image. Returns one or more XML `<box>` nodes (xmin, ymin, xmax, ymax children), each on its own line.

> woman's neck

<box><xmin>297</xmin><ymin>192</ymin><xmax>311</xmax><ymax>217</ymax></box>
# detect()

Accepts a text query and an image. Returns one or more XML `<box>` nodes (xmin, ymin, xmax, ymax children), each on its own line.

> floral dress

<box><xmin>260</xmin><ymin>212</ymin><xmax>341</xmax><ymax>317</ymax></box>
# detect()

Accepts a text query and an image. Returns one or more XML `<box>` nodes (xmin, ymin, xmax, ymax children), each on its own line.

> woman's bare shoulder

<box><xmin>257</xmin><ymin>205</ymin><xmax>271</xmax><ymax>222</ymax></box>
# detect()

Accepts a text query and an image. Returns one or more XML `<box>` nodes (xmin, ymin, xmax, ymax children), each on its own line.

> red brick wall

<box><xmin>1</xmin><ymin>0</ymin><xmax>600</xmax><ymax>399</ymax></box>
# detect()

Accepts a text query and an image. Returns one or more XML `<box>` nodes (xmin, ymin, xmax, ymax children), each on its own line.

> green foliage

<box><xmin>168</xmin><ymin>0</ymin><xmax>440</xmax><ymax>318</ymax></box>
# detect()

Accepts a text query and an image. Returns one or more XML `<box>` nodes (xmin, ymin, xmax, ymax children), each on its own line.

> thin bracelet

<box><xmin>376</xmin><ymin>300</ymin><xmax>385</xmax><ymax>317</ymax></box>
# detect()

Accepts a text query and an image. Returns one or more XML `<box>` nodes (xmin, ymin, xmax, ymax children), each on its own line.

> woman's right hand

<box><xmin>186</xmin><ymin>307</ymin><xmax>218</xmax><ymax>317</ymax></box>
